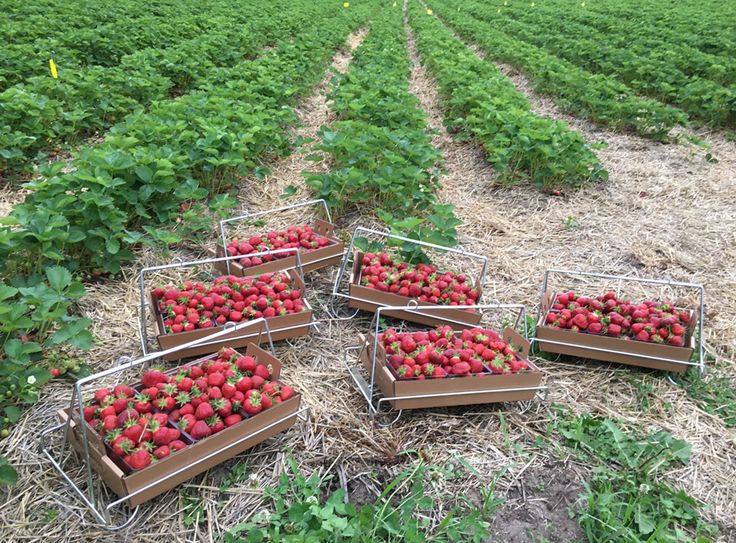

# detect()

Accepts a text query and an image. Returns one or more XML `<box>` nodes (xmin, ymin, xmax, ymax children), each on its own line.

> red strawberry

<box><xmin>142</xmin><ymin>370</ymin><xmax>167</xmax><ymax>388</ymax></box>
<box><xmin>672</xmin><ymin>323</ymin><xmax>685</xmax><ymax>336</ymax></box>
<box><xmin>260</xmin><ymin>393</ymin><xmax>273</xmax><ymax>410</ymax></box>
<box><xmin>207</xmin><ymin>372</ymin><xmax>225</xmax><ymax>388</ymax></box>
<box><xmin>279</xmin><ymin>386</ymin><xmax>295</xmax><ymax>401</ymax></box>
<box><xmin>195</xmin><ymin>402</ymin><xmax>214</xmax><ymax>420</ymax></box>
<box><xmin>111</xmin><ymin>436</ymin><xmax>135</xmax><ymax>457</ymax></box>
<box><xmin>82</xmin><ymin>406</ymin><xmax>97</xmax><ymax>421</ymax></box>
<box><xmin>190</xmin><ymin>420</ymin><xmax>212</xmax><ymax>440</ymax></box>
<box><xmin>102</xmin><ymin>415</ymin><xmax>119</xmax><ymax>433</ymax></box>
<box><xmin>113</xmin><ymin>384</ymin><xmax>134</xmax><ymax>398</ymax></box>
<box><xmin>169</xmin><ymin>440</ymin><xmax>187</xmax><ymax>452</ymax></box>
<box><xmin>669</xmin><ymin>336</ymin><xmax>684</xmax><ymax>347</ymax></box>
<box><xmin>224</xmin><ymin>414</ymin><xmax>242</xmax><ymax>427</ymax></box>
<box><xmin>243</xmin><ymin>390</ymin><xmax>263</xmax><ymax>415</ymax></box>
<box><xmin>178</xmin><ymin>414</ymin><xmax>196</xmax><ymax>433</ymax></box>
<box><xmin>153</xmin><ymin>427</ymin><xmax>173</xmax><ymax>446</ymax></box>
<box><xmin>452</xmin><ymin>362</ymin><xmax>470</xmax><ymax>375</ymax></box>
<box><xmin>94</xmin><ymin>388</ymin><xmax>111</xmax><ymax>404</ymax></box>
<box><xmin>125</xmin><ymin>450</ymin><xmax>151</xmax><ymax>470</ymax></box>
<box><xmin>153</xmin><ymin>446</ymin><xmax>170</xmax><ymax>459</ymax></box>
<box><xmin>253</xmin><ymin>365</ymin><xmax>269</xmax><ymax>380</ymax></box>
<box><xmin>222</xmin><ymin>382</ymin><xmax>237</xmax><ymax>398</ymax></box>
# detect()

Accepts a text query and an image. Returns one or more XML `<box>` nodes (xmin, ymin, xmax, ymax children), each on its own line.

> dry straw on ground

<box><xmin>1</xmin><ymin>14</ymin><xmax>735</xmax><ymax>543</ymax></box>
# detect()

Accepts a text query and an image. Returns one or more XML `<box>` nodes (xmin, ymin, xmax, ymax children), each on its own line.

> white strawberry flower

<box><xmin>27</xmin><ymin>375</ymin><xmax>37</xmax><ymax>385</ymax></box>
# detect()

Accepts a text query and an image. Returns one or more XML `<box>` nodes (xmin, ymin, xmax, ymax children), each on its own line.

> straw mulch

<box><xmin>1</xmin><ymin>18</ymin><xmax>735</xmax><ymax>543</ymax></box>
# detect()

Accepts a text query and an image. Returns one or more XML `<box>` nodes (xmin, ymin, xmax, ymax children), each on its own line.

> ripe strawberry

<box><xmin>102</xmin><ymin>415</ymin><xmax>119</xmax><ymax>433</ymax></box>
<box><xmin>190</xmin><ymin>420</ymin><xmax>212</xmax><ymax>440</ymax></box>
<box><xmin>452</xmin><ymin>362</ymin><xmax>471</xmax><ymax>375</ymax></box>
<box><xmin>125</xmin><ymin>449</ymin><xmax>151</xmax><ymax>470</ymax></box>
<box><xmin>254</xmin><ymin>365</ymin><xmax>270</xmax><ymax>380</ymax></box>
<box><xmin>155</xmin><ymin>396</ymin><xmax>175</xmax><ymax>412</ymax></box>
<box><xmin>243</xmin><ymin>390</ymin><xmax>263</xmax><ymax>415</ymax></box>
<box><xmin>224</xmin><ymin>414</ymin><xmax>242</xmax><ymax>427</ymax></box>
<box><xmin>279</xmin><ymin>386</ymin><xmax>295</xmax><ymax>401</ymax></box>
<box><xmin>111</xmin><ymin>436</ymin><xmax>135</xmax><ymax>457</ymax></box>
<box><xmin>82</xmin><ymin>406</ymin><xmax>97</xmax><ymax>421</ymax></box>
<box><xmin>142</xmin><ymin>370</ymin><xmax>167</xmax><ymax>388</ymax></box>
<box><xmin>116</xmin><ymin>408</ymin><xmax>139</xmax><ymax>426</ymax></box>
<box><xmin>178</xmin><ymin>414</ymin><xmax>196</xmax><ymax>433</ymax></box>
<box><xmin>671</xmin><ymin>323</ymin><xmax>685</xmax><ymax>336</ymax></box>
<box><xmin>169</xmin><ymin>440</ymin><xmax>187</xmax><ymax>452</ymax></box>
<box><xmin>94</xmin><ymin>388</ymin><xmax>111</xmax><ymax>404</ymax></box>
<box><xmin>153</xmin><ymin>446</ymin><xmax>170</xmax><ymax>459</ymax></box>
<box><xmin>669</xmin><ymin>335</ymin><xmax>684</xmax><ymax>347</ymax></box>
<box><xmin>194</xmin><ymin>402</ymin><xmax>214</xmax><ymax>420</ymax></box>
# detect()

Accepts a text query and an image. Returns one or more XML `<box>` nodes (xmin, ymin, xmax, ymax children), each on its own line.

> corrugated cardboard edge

<box><xmin>361</xmin><ymin>328</ymin><xmax>542</xmax><ymax>409</ymax></box>
<box><xmin>57</xmin><ymin>344</ymin><xmax>300</xmax><ymax>506</ymax></box>
<box><xmin>536</xmin><ymin>289</ymin><xmax>697</xmax><ymax>372</ymax></box>
<box><xmin>213</xmin><ymin>219</ymin><xmax>345</xmax><ymax>276</ymax></box>
<box><xmin>347</xmin><ymin>251</ymin><xmax>483</xmax><ymax>327</ymax></box>
<box><xmin>151</xmin><ymin>269</ymin><xmax>312</xmax><ymax>360</ymax></box>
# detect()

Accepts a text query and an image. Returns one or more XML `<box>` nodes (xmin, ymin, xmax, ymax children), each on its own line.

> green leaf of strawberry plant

<box><xmin>45</xmin><ymin>266</ymin><xmax>73</xmax><ymax>292</ymax></box>
<box><xmin>3</xmin><ymin>406</ymin><xmax>21</xmax><ymax>424</ymax></box>
<box><xmin>0</xmin><ymin>457</ymin><xmax>18</xmax><ymax>486</ymax></box>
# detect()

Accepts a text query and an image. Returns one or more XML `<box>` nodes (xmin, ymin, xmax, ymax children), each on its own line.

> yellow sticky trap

<box><xmin>49</xmin><ymin>59</ymin><xmax>58</xmax><ymax>79</ymax></box>
<box><xmin>427</xmin><ymin>8</ymin><xmax>433</xmax><ymax>15</ymax></box>
<box><xmin>343</xmin><ymin>2</ymin><xmax>349</xmax><ymax>7</ymax></box>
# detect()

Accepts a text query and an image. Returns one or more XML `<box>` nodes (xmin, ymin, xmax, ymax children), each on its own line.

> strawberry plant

<box><xmin>425</xmin><ymin>0</ymin><xmax>688</xmax><ymax>140</ymax></box>
<box><xmin>0</xmin><ymin>265</ymin><xmax>92</xmax><ymax>483</ymax></box>
<box><xmin>0</xmin><ymin>0</ymin><xmax>377</xmax><ymax>274</ymax></box>
<box><xmin>409</xmin><ymin>2</ymin><xmax>607</xmax><ymax>187</ymax></box>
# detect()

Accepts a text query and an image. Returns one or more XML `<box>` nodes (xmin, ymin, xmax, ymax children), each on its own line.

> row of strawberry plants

<box><xmin>0</xmin><ymin>0</ymin><xmax>377</xmax><ymax>276</ymax></box>
<box><xmin>463</xmin><ymin>2</ymin><xmax>735</xmax><ymax>127</ymax></box>
<box><xmin>322</xmin><ymin>7</ymin><xmax>466</xmax><ymax>254</ymax></box>
<box><xmin>488</xmin><ymin>0</ymin><xmax>736</xmax><ymax>61</ymax></box>
<box><xmin>306</xmin><ymin>5</ymin><xmax>460</xmax><ymax>248</ymax></box>
<box><xmin>0</xmin><ymin>0</ymin><xmax>306</xmax><ymax>176</ymax></box>
<box><xmin>407</xmin><ymin>2</ymin><xmax>605</xmax><ymax>188</ymax></box>
<box><xmin>0</xmin><ymin>0</ymin><xmax>219</xmax><ymax>90</ymax></box>
<box><xmin>425</xmin><ymin>0</ymin><xmax>687</xmax><ymax>140</ymax></box>
<box><xmin>492</xmin><ymin>2</ymin><xmax>736</xmax><ymax>87</ymax></box>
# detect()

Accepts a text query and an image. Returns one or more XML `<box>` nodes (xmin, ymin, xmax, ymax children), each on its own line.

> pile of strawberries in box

<box><xmin>152</xmin><ymin>273</ymin><xmax>306</xmax><ymax>334</ymax></box>
<box><xmin>543</xmin><ymin>291</ymin><xmax>690</xmax><ymax>346</ymax></box>
<box><xmin>358</xmin><ymin>252</ymin><xmax>480</xmax><ymax>306</ymax></box>
<box><xmin>79</xmin><ymin>348</ymin><xmax>295</xmax><ymax>471</ymax></box>
<box><xmin>378</xmin><ymin>325</ymin><xmax>530</xmax><ymax>380</ymax></box>
<box><xmin>225</xmin><ymin>224</ymin><xmax>335</xmax><ymax>268</ymax></box>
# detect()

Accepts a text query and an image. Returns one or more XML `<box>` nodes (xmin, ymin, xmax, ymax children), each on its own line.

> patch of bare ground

<box><xmin>407</xmin><ymin>6</ymin><xmax>736</xmax><ymax>539</ymax></box>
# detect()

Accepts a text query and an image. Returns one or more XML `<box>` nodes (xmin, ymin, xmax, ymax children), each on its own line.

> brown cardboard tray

<box><xmin>535</xmin><ymin>290</ymin><xmax>697</xmax><ymax>373</ymax></box>
<box><xmin>360</xmin><ymin>328</ymin><xmax>543</xmax><ymax>409</ymax></box>
<box><xmin>214</xmin><ymin>219</ymin><xmax>345</xmax><ymax>277</ymax></box>
<box><xmin>150</xmin><ymin>269</ymin><xmax>312</xmax><ymax>360</ymax></box>
<box><xmin>347</xmin><ymin>251</ymin><xmax>483</xmax><ymax>327</ymax></box>
<box><xmin>58</xmin><ymin>343</ymin><xmax>302</xmax><ymax>507</ymax></box>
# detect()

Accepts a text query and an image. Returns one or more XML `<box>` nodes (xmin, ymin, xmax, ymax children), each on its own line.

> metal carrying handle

<box><xmin>537</xmin><ymin>269</ymin><xmax>706</xmax><ymax>377</ymax></box>
<box><xmin>327</xmin><ymin>226</ymin><xmax>490</xmax><ymax>319</ymax></box>
<box><xmin>342</xmin><ymin>303</ymin><xmax>545</xmax><ymax>424</ymax></box>
<box><xmin>138</xmin><ymin>249</ymin><xmax>305</xmax><ymax>354</ymax></box>
<box><xmin>65</xmin><ymin>317</ymin><xmax>274</xmax><ymax>520</ymax></box>
<box><xmin>218</xmin><ymin>199</ymin><xmax>333</xmax><ymax>274</ymax></box>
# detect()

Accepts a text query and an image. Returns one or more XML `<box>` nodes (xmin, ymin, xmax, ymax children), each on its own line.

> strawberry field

<box><xmin>0</xmin><ymin>0</ymin><xmax>735</xmax><ymax>542</ymax></box>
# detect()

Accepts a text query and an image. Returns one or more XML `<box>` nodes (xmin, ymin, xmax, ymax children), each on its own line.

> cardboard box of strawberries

<box><xmin>362</xmin><ymin>324</ymin><xmax>542</xmax><ymax>409</ymax></box>
<box><xmin>59</xmin><ymin>345</ymin><xmax>302</xmax><ymax>506</ymax></box>
<box><xmin>348</xmin><ymin>251</ymin><xmax>483</xmax><ymax>327</ymax></box>
<box><xmin>536</xmin><ymin>289</ymin><xmax>697</xmax><ymax>372</ymax></box>
<box><xmin>215</xmin><ymin>220</ymin><xmax>344</xmax><ymax>276</ymax></box>
<box><xmin>149</xmin><ymin>271</ymin><xmax>312</xmax><ymax>360</ymax></box>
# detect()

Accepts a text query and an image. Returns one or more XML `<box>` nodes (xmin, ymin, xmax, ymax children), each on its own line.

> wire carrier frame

<box><xmin>217</xmin><ymin>198</ymin><xmax>343</xmax><ymax>275</ymax></box>
<box><xmin>327</xmin><ymin>226</ymin><xmax>491</xmax><ymax>320</ymax></box>
<box><xmin>38</xmin><ymin>319</ymin><xmax>310</xmax><ymax>530</ymax></box>
<box><xmin>532</xmin><ymin>269</ymin><xmax>706</xmax><ymax>377</ymax></box>
<box><xmin>342</xmin><ymin>303</ymin><xmax>548</xmax><ymax>426</ymax></box>
<box><xmin>138</xmin><ymin>249</ymin><xmax>313</xmax><ymax>355</ymax></box>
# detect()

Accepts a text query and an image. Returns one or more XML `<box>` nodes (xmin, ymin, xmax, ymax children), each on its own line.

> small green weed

<box><xmin>550</xmin><ymin>410</ymin><xmax>718</xmax><ymax>542</ymax></box>
<box><xmin>222</xmin><ymin>456</ymin><xmax>502</xmax><ymax>542</ymax></box>
<box><xmin>672</xmin><ymin>367</ymin><xmax>736</xmax><ymax>428</ymax></box>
